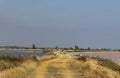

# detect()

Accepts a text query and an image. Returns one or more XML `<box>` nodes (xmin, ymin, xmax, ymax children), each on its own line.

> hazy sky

<box><xmin>0</xmin><ymin>0</ymin><xmax>120</xmax><ymax>48</ymax></box>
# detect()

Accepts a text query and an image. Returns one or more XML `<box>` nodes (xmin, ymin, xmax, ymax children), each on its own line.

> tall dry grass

<box><xmin>0</xmin><ymin>60</ymin><xmax>36</xmax><ymax>78</ymax></box>
<box><xmin>0</xmin><ymin>55</ymin><xmax>56</xmax><ymax>78</ymax></box>
<box><xmin>68</xmin><ymin>58</ymin><xmax>120</xmax><ymax>78</ymax></box>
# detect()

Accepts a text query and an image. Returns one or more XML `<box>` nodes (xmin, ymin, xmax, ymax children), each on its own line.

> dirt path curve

<box><xmin>30</xmin><ymin>55</ymin><xmax>73</xmax><ymax>78</ymax></box>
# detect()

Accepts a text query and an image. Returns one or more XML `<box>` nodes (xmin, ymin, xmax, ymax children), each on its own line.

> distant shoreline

<box><xmin>0</xmin><ymin>48</ymin><xmax>120</xmax><ymax>52</ymax></box>
<box><xmin>0</xmin><ymin>48</ymin><xmax>43</xmax><ymax>51</ymax></box>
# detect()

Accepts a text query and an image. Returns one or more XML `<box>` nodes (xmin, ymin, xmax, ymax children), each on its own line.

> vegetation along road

<box><xmin>0</xmin><ymin>51</ymin><xmax>120</xmax><ymax>78</ymax></box>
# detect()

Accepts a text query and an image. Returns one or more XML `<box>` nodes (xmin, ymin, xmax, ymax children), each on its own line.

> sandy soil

<box><xmin>26</xmin><ymin>53</ymin><xmax>120</xmax><ymax>78</ymax></box>
<box><xmin>27</xmin><ymin>55</ymin><xmax>74</xmax><ymax>78</ymax></box>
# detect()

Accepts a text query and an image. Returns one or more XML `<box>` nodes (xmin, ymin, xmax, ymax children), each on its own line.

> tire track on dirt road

<box><xmin>30</xmin><ymin>55</ymin><xmax>73</xmax><ymax>78</ymax></box>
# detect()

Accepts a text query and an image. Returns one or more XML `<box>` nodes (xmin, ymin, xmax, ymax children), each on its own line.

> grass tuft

<box><xmin>92</xmin><ymin>57</ymin><xmax>120</xmax><ymax>72</ymax></box>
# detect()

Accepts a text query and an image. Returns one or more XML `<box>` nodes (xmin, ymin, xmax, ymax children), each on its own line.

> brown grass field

<box><xmin>0</xmin><ymin>52</ymin><xmax>120</xmax><ymax>78</ymax></box>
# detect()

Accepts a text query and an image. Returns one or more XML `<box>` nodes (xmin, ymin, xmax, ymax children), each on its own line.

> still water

<box><xmin>71</xmin><ymin>52</ymin><xmax>120</xmax><ymax>62</ymax></box>
<box><xmin>0</xmin><ymin>50</ymin><xmax>46</xmax><ymax>56</ymax></box>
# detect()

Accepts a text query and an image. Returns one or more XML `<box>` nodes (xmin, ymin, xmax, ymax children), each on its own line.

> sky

<box><xmin>0</xmin><ymin>0</ymin><xmax>120</xmax><ymax>48</ymax></box>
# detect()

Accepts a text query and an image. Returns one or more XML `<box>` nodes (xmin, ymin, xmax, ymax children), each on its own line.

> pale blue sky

<box><xmin>0</xmin><ymin>0</ymin><xmax>120</xmax><ymax>48</ymax></box>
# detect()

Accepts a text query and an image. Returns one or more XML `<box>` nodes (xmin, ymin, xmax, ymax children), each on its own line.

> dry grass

<box><xmin>0</xmin><ymin>55</ymin><xmax>56</xmax><ymax>78</ymax></box>
<box><xmin>0</xmin><ymin>53</ymin><xmax>119</xmax><ymax>78</ymax></box>
<box><xmin>0</xmin><ymin>61</ymin><xmax>36</xmax><ymax>78</ymax></box>
<box><xmin>91</xmin><ymin>57</ymin><xmax>120</xmax><ymax>72</ymax></box>
<box><xmin>68</xmin><ymin>58</ymin><xmax>120</xmax><ymax>78</ymax></box>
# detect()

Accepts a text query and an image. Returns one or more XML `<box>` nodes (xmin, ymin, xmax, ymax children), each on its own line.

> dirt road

<box><xmin>28</xmin><ymin>55</ymin><xmax>73</xmax><ymax>78</ymax></box>
<box><xmin>26</xmin><ymin>52</ymin><xmax>120</xmax><ymax>78</ymax></box>
<box><xmin>1</xmin><ymin>52</ymin><xmax>119</xmax><ymax>78</ymax></box>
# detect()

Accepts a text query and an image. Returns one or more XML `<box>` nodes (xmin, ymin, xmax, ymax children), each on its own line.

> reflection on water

<box><xmin>0</xmin><ymin>50</ymin><xmax>46</xmax><ymax>56</ymax></box>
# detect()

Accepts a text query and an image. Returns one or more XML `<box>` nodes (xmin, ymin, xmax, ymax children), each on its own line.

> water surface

<box><xmin>0</xmin><ymin>50</ymin><xmax>46</xmax><ymax>56</ymax></box>
<box><xmin>70</xmin><ymin>52</ymin><xmax>120</xmax><ymax>62</ymax></box>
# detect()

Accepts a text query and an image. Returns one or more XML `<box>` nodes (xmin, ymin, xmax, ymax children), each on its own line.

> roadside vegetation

<box><xmin>0</xmin><ymin>55</ymin><xmax>56</xmax><ymax>78</ymax></box>
<box><xmin>74</xmin><ymin>56</ymin><xmax>120</xmax><ymax>78</ymax></box>
<box><xmin>92</xmin><ymin>57</ymin><xmax>120</xmax><ymax>73</ymax></box>
<box><xmin>0</xmin><ymin>51</ymin><xmax>119</xmax><ymax>78</ymax></box>
<box><xmin>0</xmin><ymin>56</ymin><xmax>26</xmax><ymax>71</ymax></box>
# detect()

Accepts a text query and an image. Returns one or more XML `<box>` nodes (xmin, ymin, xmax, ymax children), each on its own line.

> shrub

<box><xmin>0</xmin><ymin>55</ymin><xmax>26</xmax><ymax>63</ymax></box>
<box><xmin>77</xmin><ymin>56</ymin><xmax>88</xmax><ymax>62</ymax></box>
<box><xmin>0</xmin><ymin>56</ymin><xmax>27</xmax><ymax>71</ymax></box>
<box><xmin>30</xmin><ymin>56</ymin><xmax>38</xmax><ymax>62</ymax></box>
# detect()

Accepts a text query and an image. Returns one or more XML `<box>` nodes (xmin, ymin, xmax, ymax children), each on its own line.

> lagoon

<box><xmin>70</xmin><ymin>52</ymin><xmax>120</xmax><ymax>62</ymax></box>
<box><xmin>0</xmin><ymin>50</ymin><xmax>46</xmax><ymax>56</ymax></box>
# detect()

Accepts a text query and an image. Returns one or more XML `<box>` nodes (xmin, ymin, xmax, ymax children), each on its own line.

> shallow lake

<box><xmin>70</xmin><ymin>52</ymin><xmax>120</xmax><ymax>62</ymax></box>
<box><xmin>0</xmin><ymin>50</ymin><xmax>47</xmax><ymax>56</ymax></box>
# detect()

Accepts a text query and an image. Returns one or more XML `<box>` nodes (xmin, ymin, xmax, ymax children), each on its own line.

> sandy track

<box><xmin>30</xmin><ymin>55</ymin><xmax>73</xmax><ymax>78</ymax></box>
<box><xmin>27</xmin><ymin>53</ymin><xmax>120</xmax><ymax>78</ymax></box>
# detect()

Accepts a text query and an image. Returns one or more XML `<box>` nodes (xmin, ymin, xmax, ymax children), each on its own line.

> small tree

<box><xmin>32</xmin><ymin>44</ymin><xmax>36</xmax><ymax>49</ymax></box>
<box><xmin>55</xmin><ymin>45</ymin><xmax>59</xmax><ymax>50</ymax></box>
<box><xmin>69</xmin><ymin>47</ymin><xmax>73</xmax><ymax>50</ymax></box>
<box><xmin>74</xmin><ymin>45</ymin><xmax>79</xmax><ymax>50</ymax></box>
<box><xmin>87</xmin><ymin>47</ymin><xmax>91</xmax><ymax>50</ymax></box>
